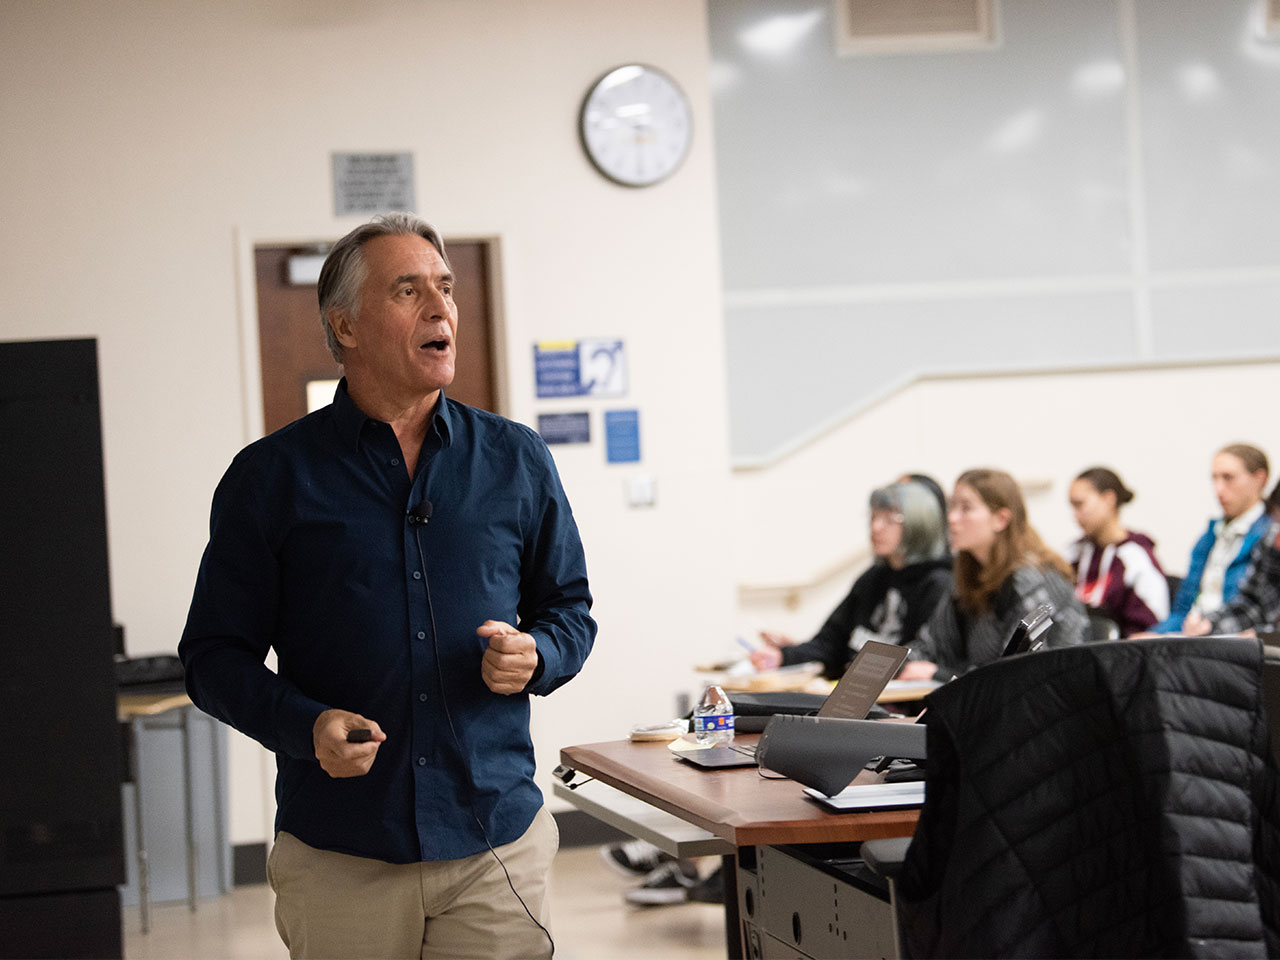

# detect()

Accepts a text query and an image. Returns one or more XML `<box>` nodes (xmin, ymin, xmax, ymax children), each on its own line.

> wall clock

<box><xmin>579</xmin><ymin>64</ymin><xmax>692</xmax><ymax>188</ymax></box>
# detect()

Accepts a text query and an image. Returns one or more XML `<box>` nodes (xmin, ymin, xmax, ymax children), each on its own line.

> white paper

<box><xmin>803</xmin><ymin>781</ymin><xmax>924</xmax><ymax>811</ymax></box>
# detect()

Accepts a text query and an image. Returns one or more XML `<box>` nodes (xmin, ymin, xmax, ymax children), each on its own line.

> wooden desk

<box><xmin>118</xmin><ymin>690</ymin><xmax>192</xmax><ymax>720</ymax></box>
<box><xmin>560</xmin><ymin>735</ymin><xmax>918</xmax><ymax>959</ymax></box>
<box><xmin>711</xmin><ymin>666</ymin><xmax>938</xmax><ymax>705</ymax></box>
<box><xmin>560</xmin><ymin>735</ymin><xmax>918</xmax><ymax>848</ymax></box>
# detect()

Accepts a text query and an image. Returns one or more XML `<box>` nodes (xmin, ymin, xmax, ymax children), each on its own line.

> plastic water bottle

<box><xmin>693</xmin><ymin>684</ymin><xmax>735</xmax><ymax>744</ymax></box>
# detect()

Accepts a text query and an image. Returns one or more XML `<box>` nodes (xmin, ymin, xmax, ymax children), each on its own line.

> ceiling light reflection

<box><xmin>1071</xmin><ymin>60</ymin><xmax>1125</xmax><ymax>98</ymax></box>
<box><xmin>739</xmin><ymin>8</ymin><xmax>824</xmax><ymax>57</ymax></box>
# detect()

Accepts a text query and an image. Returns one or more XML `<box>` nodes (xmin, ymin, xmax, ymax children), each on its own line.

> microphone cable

<box><xmin>410</xmin><ymin>513</ymin><xmax>556</xmax><ymax>956</ymax></box>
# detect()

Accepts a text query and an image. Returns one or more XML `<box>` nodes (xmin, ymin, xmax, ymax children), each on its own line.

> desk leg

<box><xmin>210</xmin><ymin>721</ymin><xmax>228</xmax><ymax>893</ymax></box>
<box><xmin>181</xmin><ymin>707</ymin><xmax>198</xmax><ymax>912</ymax></box>
<box><xmin>722</xmin><ymin>853</ymin><xmax>743</xmax><ymax>960</ymax></box>
<box><xmin>131</xmin><ymin>717</ymin><xmax>150</xmax><ymax>935</ymax></box>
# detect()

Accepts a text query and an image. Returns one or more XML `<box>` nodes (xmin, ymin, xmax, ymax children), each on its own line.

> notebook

<box><xmin>674</xmin><ymin>640</ymin><xmax>911</xmax><ymax>770</ymax></box>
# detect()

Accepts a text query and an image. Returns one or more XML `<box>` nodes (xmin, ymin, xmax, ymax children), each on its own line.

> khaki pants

<box><xmin>267</xmin><ymin>807</ymin><xmax>559</xmax><ymax>960</ymax></box>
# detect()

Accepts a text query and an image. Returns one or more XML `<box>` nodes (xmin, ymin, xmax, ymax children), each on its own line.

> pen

<box><xmin>736</xmin><ymin>636</ymin><xmax>756</xmax><ymax>654</ymax></box>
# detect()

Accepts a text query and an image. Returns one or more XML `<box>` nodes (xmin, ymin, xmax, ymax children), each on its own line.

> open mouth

<box><xmin>421</xmin><ymin>338</ymin><xmax>451</xmax><ymax>352</ymax></box>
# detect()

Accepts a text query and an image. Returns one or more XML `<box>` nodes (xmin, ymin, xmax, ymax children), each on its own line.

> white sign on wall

<box><xmin>534</xmin><ymin>339</ymin><xmax>627</xmax><ymax>398</ymax></box>
<box><xmin>332</xmin><ymin>152</ymin><xmax>415</xmax><ymax>216</ymax></box>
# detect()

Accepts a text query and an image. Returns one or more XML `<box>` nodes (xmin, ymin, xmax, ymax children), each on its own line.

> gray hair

<box><xmin>869</xmin><ymin>480</ymin><xmax>948</xmax><ymax>565</ymax></box>
<box><xmin>316</xmin><ymin>212</ymin><xmax>450</xmax><ymax>363</ymax></box>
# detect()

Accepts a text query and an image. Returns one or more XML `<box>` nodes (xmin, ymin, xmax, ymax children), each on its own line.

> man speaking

<box><xmin>180</xmin><ymin>213</ymin><xmax>596</xmax><ymax>959</ymax></box>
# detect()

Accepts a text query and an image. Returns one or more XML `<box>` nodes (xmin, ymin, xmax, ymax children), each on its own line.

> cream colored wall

<box><xmin>0</xmin><ymin>0</ymin><xmax>734</xmax><ymax>845</ymax></box>
<box><xmin>733</xmin><ymin>359</ymin><xmax>1280</xmax><ymax>644</ymax></box>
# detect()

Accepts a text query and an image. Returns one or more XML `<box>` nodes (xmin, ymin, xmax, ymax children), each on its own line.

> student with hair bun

<box><xmin>1066</xmin><ymin>467</ymin><xmax>1169</xmax><ymax>637</ymax></box>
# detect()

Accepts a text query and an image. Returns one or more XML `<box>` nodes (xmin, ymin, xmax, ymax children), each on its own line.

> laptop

<box><xmin>674</xmin><ymin>640</ymin><xmax>911</xmax><ymax>770</ymax></box>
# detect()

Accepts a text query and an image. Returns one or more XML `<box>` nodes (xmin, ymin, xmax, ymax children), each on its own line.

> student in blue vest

<box><xmin>1150</xmin><ymin>443</ymin><xmax>1271</xmax><ymax>634</ymax></box>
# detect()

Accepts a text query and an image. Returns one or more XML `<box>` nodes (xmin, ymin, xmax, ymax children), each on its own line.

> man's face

<box><xmin>339</xmin><ymin>233</ymin><xmax>458</xmax><ymax>399</ymax></box>
<box><xmin>1212</xmin><ymin>452</ymin><xmax>1267</xmax><ymax>522</ymax></box>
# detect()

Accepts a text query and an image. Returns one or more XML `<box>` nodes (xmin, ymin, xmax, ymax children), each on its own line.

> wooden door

<box><xmin>254</xmin><ymin>239</ymin><xmax>497</xmax><ymax>436</ymax></box>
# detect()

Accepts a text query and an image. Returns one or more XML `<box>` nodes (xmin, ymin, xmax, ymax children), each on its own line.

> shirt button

<box><xmin>390</xmin><ymin>458</ymin><xmax>400</xmax><ymax>466</ymax></box>
<box><xmin>417</xmin><ymin>756</ymin><xmax>427</xmax><ymax>766</ymax></box>
<box><xmin>412</xmin><ymin>571</ymin><xmax>422</xmax><ymax>580</ymax></box>
<box><xmin>417</xmin><ymin>631</ymin><xmax>426</xmax><ymax>640</ymax></box>
<box><xmin>419</xmin><ymin>693</ymin><xmax>428</xmax><ymax>702</ymax></box>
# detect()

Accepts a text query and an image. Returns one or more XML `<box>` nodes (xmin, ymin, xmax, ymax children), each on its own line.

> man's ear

<box><xmin>992</xmin><ymin>507</ymin><xmax>1012</xmax><ymax>533</ymax></box>
<box><xmin>329</xmin><ymin>310</ymin><xmax>357</xmax><ymax>351</ymax></box>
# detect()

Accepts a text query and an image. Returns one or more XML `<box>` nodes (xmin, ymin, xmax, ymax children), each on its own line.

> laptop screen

<box><xmin>817</xmin><ymin>640</ymin><xmax>910</xmax><ymax>719</ymax></box>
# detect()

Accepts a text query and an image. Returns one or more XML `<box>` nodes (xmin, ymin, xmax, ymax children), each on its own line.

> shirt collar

<box><xmin>433</xmin><ymin>391</ymin><xmax>455</xmax><ymax>448</ymax></box>
<box><xmin>331</xmin><ymin>378</ymin><xmax>366</xmax><ymax>450</ymax></box>
<box><xmin>331</xmin><ymin>377</ymin><xmax>454</xmax><ymax>451</ymax></box>
<box><xmin>1217</xmin><ymin>501</ymin><xmax>1265</xmax><ymax>539</ymax></box>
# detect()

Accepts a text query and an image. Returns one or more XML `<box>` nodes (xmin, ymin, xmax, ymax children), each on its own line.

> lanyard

<box><xmin>1075</xmin><ymin>541</ymin><xmax>1116</xmax><ymax>608</ymax></box>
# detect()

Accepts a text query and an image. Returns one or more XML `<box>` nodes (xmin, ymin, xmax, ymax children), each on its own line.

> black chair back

<box><xmin>894</xmin><ymin>637</ymin><xmax>1280</xmax><ymax>958</ymax></box>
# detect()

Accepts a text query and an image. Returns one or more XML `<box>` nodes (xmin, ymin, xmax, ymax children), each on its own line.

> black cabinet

<box><xmin>0</xmin><ymin>339</ymin><xmax>125</xmax><ymax>957</ymax></box>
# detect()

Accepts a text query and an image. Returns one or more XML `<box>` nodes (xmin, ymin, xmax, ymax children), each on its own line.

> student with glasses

<box><xmin>751</xmin><ymin>478</ymin><xmax>952</xmax><ymax>678</ymax></box>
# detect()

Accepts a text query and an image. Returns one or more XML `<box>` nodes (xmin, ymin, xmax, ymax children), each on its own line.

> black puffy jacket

<box><xmin>897</xmin><ymin>636</ymin><xmax>1280</xmax><ymax>958</ymax></box>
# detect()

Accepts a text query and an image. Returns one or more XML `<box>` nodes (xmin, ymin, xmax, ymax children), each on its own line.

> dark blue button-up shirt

<box><xmin>179</xmin><ymin>381</ymin><xmax>595</xmax><ymax>863</ymax></box>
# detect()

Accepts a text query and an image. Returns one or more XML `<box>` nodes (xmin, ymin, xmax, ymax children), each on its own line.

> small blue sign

<box><xmin>538</xmin><ymin>412</ymin><xmax>591</xmax><ymax>445</ymax></box>
<box><xmin>534</xmin><ymin>343</ymin><xmax>582</xmax><ymax>398</ymax></box>
<box><xmin>605</xmin><ymin>409</ymin><xmax>641</xmax><ymax>464</ymax></box>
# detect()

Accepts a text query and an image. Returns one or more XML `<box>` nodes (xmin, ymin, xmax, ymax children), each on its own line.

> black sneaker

<box><xmin>624</xmin><ymin>862</ymin><xmax>700</xmax><ymax>906</ymax></box>
<box><xmin>600</xmin><ymin>840</ymin><xmax>670</xmax><ymax>878</ymax></box>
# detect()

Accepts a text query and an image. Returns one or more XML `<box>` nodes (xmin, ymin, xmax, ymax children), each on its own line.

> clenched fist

<box><xmin>478</xmin><ymin>620</ymin><xmax>539</xmax><ymax>694</ymax></box>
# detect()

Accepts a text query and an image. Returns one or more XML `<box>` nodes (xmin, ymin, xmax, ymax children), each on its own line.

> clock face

<box><xmin>580</xmin><ymin>64</ymin><xmax>692</xmax><ymax>188</ymax></box>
